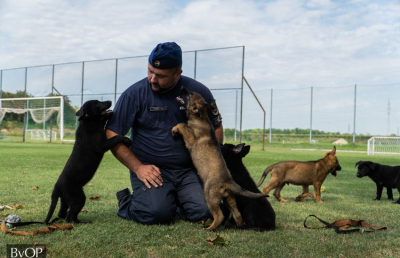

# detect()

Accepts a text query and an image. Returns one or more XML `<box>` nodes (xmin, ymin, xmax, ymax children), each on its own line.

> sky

<box><xmin>0</xmin><ymin>0</ymin><xmax>400</xmax><ymax>135</ymax></box>
<box><xmin>1</xmin><ymin>0</ymin><xmax>399</xmax><ymax>89</ymax></box>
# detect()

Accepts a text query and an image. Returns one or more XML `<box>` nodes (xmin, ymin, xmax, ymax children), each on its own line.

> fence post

<box><xmin>194</xmin><ymin>51</ymin><xmax>197</xmax><ymax>80</ymax></box>
<box><xmin>235</xmin><ymin>89</ymin><xmax>238</xmax><ymax>142</ymax></box>
<box><xmin>49</xmin><ymin>64</ymin><xmax>55</xmax><ymax>143</ymax></box>
<box><xmin>353</xmin><ymin>84</ymin><xmax>357</xmax><ymax>143</ymax></box>
<box><xmin>114</xmin><ymin>59</ymin><xmax>118</xmax><ymax>104</ymax></box>
<box><xmin>242</xmin><ymin>76</ymin><xmax>265</xmax><ymax>150</ymax></box>
<box><xmin>51</xmin><ymin>65</ymin><xmax>55</xmax><ymax>94</ymax></box>
<box><xmin>81</xmin><ymin>62</ymin><xmax>85</xmax><ymax>106</ymax></box>
<box><xmin>0</xmin><ymin>70</ymin><xmax>2</xmax><ymax>98</ymax></box>
<box><xmin>269</xmin><ymin>89</ymin><xmax>273</xmax><ymax>143</ymax></box>
<box><xmin>23</xmin><ymin>67</ymin><xmax>28</xmax><ymax>142</ymax></box>
<box><xmin>309</xmin><ymin>86</ymin><xmax>313</xmax><ymax>144</ymax></box>
<box><xmin>239</xmin><ymin>46</ymin><xmax>245</xmax><ymax>143</ymax></box>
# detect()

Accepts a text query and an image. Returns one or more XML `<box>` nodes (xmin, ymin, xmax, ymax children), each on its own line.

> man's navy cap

<box><xmin>149</xmin><ymin>42</ymin><xmax>182</xmax><ymax>70</ymax></box>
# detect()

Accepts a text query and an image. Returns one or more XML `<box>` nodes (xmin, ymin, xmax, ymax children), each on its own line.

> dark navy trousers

<box><xmin>117</xmin><ymin>168</ymin><xmax>211</xmax><ymax>225</ymax></box>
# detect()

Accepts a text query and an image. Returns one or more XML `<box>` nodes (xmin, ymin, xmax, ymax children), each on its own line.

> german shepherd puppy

<box><xmin>222</xmin><ymin>143</ymin><xmax>276</xmax><ymax>231</ymax></box>
<box><xmin>257</xmin><ymin>147</ymin><xmax>341</xmax><ymax>204</ymax></box>
<box><xmin>44</xmin><ymin>100</ymin><xmax>131</xmax><ymax>223</ymax></box>
<box><xmin>172</xmin><ymin>87</ymin><xmax>268</xmax><ymax>231</ymax></box>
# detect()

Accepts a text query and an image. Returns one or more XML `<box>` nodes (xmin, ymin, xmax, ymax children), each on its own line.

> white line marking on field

<box><xmin>291</xmin><ymin>148</ymin><xmax>367</xmax><ymax>154</ymax></box>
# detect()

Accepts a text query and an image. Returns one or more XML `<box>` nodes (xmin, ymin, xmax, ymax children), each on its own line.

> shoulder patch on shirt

<box><xmin>210</xmin><ymin>100</ymin><xmax>219</xmax><ymax>116</ymax></box>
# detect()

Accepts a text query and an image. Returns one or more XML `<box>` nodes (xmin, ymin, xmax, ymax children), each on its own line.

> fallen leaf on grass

<box><xmin>81</xmin><ymin>209</ymin><xmax>89</xmax><ymax>213</ymax></box>
<box><xmin>89</xmin><ymin>196</ymin><xmax>101</xmax><ymax>200</ymax></box>
<box><xmin>201</xmin><ymin>218</ymin><xmax>213</xmax><ymax>228</ymax></box>
<box><xmin>32</xmin><ymin>186</ymin><xmax>39</xmax><ymax>190</ymax></box>
<box><xmin>0</xmin><ymin>204</ymin><xmax>24</xmax><ymax>210</ymax></box>
<box><xmin>86</xmin><ymin>183</ymin><xmax>94</xmax><ymax>186</ymax></box>
<box><xmin>206</xmin><ymin>235</ymin><xmax>227</xmax><ymax>246</ymax></box>
<box><xmin>13</xmin><ymin>204</ymin><xmax>24</xmax><ymax>210</ymax></box>
<box><xmin>34</xmin><ymin>243</ymin><xmax>48</xmax><ymax>252</ymax></box>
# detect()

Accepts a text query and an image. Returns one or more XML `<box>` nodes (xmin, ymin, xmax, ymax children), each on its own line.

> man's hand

<box><xmin>106</xmin><ymin>129</ymin><xmax>163</xmax><ymax>189</ymax></box>
<box><xmin>135</xmin><ymin>164</ymin><xmax>163</xmax><ymax>189</ymax></box>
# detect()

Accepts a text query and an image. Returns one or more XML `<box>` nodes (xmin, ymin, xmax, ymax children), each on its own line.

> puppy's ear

<box><xmin>242</xmin><ymin>145</ymin><xmax>250</xmax><ymax>157</ymax></box>
<box><xmin>233</xmin><ymin>143</ymin><xmax>245</xmax><ymax>153</ymax></box>
<box><xmin>355</xmin><ymin>161</ymin><xmax>362</xmax><ymax>167</ymax></box>
<box><xmin>366</xmin><ymin>162</ymin><xmax>376</xmax><ymax>170</ymax></box>
<box><xmin>326</xmin><ymin>146</ymin><xmax>336</xmax><ymax>157</ymax></box>
<box><xmin>205</xmin><ymin>103</ymin><xmax>213</xmax><ymax>111</ymax></box>
<box><xmin>76</xmin><ymin>108</ymin><xmax>88</xmax><ymax>121</ymax></box>
<box><xmin>76</xmin><ymin>108</ymin><xmax>83</xmax><ymax>117</ymax></box>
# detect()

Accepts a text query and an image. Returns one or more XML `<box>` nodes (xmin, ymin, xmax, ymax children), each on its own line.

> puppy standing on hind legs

<box><xmin>172</xmin><ymin>87</ymin><xmax>268</xmax><ymax>231</ymax></box>
<box><xmin>44</xmin><ymin>100</ymin><xmax>131</xmax><ymax>224</ymax></box>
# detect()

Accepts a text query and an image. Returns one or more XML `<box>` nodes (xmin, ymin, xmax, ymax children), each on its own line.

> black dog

<box><xmin>44</xmin><ymin>100</ymin><xmax>131</xmax><ymax>223</ymax></box>
<box><xmin>355</xmin><ymin>161</ymin><xmax>400</xmax><ymax>203</ymax></box>
<box><xmin>221</xmin><ymin>143</ymin><xmax>276</xmax><ymax>231</ymax></box>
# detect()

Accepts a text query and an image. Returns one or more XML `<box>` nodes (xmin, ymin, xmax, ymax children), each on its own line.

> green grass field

<box><xmin>1</xmin><ymin>141</ymin><xmax>400</xmax><ymax>257</ymax></box>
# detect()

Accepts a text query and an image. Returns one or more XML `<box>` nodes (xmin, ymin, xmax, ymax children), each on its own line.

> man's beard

<box><xmin>150</xmin><ymin>81</ymin><xmax>177</xmax><ymax>93</ymax></box>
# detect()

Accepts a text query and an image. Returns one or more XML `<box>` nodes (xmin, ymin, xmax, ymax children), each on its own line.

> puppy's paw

<box><xmin>122</xmin><ymin>137</ymin><xmax>131</xmax><ymax>147</ymax></box>
<box><xmin>171</xmin><ymin>127</ymin><xmax>180</xmax><ymax>139</ymax></box>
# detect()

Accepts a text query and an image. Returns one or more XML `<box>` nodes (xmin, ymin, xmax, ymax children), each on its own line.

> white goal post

<box><xmin>367</xmin><ymin>137</ymin><xmax>400</xmax><ymax>155</ymax></box>
<box><xmin>0</xmin><ymin>96</ymin><xmax>64</xmax><ymax>141</ymax></box>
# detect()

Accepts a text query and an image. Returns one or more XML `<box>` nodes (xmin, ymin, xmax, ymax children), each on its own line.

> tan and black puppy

<box><xmin>257</xmin><ymin>147</ymin><xmax>341</xmax><ymax>204</ymax></box>
<box><xmin>172</xmin><ymin>87</ymin><xmax>267</xmax><ymax>231</ymax></box>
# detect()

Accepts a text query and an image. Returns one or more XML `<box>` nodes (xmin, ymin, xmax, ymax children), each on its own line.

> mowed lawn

<box><xmin>1</xmin><ymin>141</ymin><xmax>400</xmax><ymax>257</ymax></box>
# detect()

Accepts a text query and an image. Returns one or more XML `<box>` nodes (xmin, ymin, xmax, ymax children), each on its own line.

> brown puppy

<box><xmin>257</xmin><ymin>147</ymin><xmax>341</xmax><ymax>204</ymax></box>
<box><xmin>172</xmin><ymin>87</ymin><xmax>268</xmax><ymax>231</ymax></box>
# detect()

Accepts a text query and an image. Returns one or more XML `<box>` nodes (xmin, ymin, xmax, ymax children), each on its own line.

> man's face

<box><xmin>147</xmin><ymin>63</ymin><xmax>182</xmax><ymax>92</ymax></box>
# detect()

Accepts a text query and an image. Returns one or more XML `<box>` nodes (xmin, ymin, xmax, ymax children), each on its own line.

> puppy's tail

<box><xmin>256</xmin><ymin>165</ymin><xmax>275</xmax><ymax>187</ymax></box>
<box><xmin>44</xmin><ymin>187</ymin><xmax>60</xmax><ymax>224</ymax></box>
<box><xmin>228</xmin><ymin>182</ymin><xmax>269</xmax><ymax>199</ymax></box>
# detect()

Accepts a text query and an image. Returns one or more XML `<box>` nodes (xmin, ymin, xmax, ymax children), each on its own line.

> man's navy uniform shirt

<box><xmin>106</xmin><ymin>75</ymin><xmax>222</xmax><ymax>171</ymax></box>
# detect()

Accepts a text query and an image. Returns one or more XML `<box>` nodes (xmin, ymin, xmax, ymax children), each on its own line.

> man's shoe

<box><xmin>116</xmin><ymin>188</ymin><xmax>131</xmax><ymax>205</ymax></box>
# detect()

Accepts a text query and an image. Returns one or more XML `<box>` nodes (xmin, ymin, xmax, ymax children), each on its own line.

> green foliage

<box><xmin>0</xmin><ymin>91</ymin><xmax>77</xmax><ymax>130</ymax></box>
<box><xmin>225</xmin><ymin>128</ymin><xmax>373</xmax><ymax>144</ymax></box>
<box><xmin>0</xmin><ymin>91</ymin><xmax>32</xmax><ymax>123</ymax></box>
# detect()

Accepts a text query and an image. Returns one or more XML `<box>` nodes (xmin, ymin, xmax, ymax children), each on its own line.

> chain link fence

<box><xmin>0</xmin><ymin>47</ymin><xmax>247</xmax><ymax>142</ymax></box>
<box><xmin>239</xmin><ymin>83</ymin><xmax>400</xmax><ymax>145</ymax></box>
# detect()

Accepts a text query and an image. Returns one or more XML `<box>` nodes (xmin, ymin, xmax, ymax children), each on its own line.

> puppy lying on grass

<box><xmin>172</xmin><ymin>87</ymin><xmax>267</xmax><ymax>231</ymax></box>
<box><xmin>44</xmin><ymin>100</ymin><xmax>131</xmax><ymax>224</ymax></box>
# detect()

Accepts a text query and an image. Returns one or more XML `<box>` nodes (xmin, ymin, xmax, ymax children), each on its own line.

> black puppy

<box><xmin>356</xmin><ymin>161</ymin><xmax>400</xmax><ymax>203</ymax></box>
<box><xmin>221</xmin><ymin>143</ymin><xmax>276</xmax><ymax>231</ymax></box>
<box><xmin>44</xmin><ymin>100</ymin><xmax>131</xmax><ymax>223</ymax></box>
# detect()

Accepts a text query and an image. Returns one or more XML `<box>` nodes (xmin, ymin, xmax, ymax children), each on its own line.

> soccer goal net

<box><xmin>367</xmin><ymin>137</ymin><xmax>400</xmax><ymax>155</ymax></box>
<box><xmin>0</xmin><ymin>96</ymin><xmax>64</xmax><ymax>141</ymax></box>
